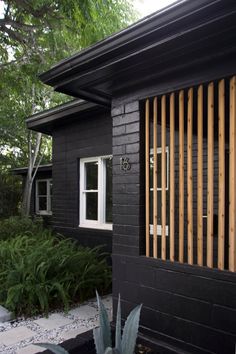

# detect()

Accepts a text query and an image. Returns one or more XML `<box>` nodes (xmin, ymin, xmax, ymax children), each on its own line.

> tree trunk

<box><xmin>21</xmin><ymin>131</ymin><xmax>42</xmax><ymax>217</ymax></box>
<box><xmin>21</xmin><ymin>84</ymin><xmax>48</xmax><ymax>217</ymax></box>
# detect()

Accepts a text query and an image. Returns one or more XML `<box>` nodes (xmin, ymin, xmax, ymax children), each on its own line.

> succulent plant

<box><xmin>34</xmin><ymin>292</ymin><xmax>142</xmax><ymax>354</ymax></box>
<box><xmin>93</xmin><ymin>291</ymin><xmax>142</xmax><ymax>354</ymax></box>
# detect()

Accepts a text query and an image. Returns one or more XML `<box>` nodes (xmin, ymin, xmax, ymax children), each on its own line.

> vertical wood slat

<box><xmin>229</xmin><ymin>76</ymin><xmax>236</xmax><ymax>272</ymax></box>
<box><xmin>145</xmin><ymin>99</ymin><xmax>150</xmax><ymax>257</ymax></box>
<box><xmin>207</xmin><ymin>82</ymin><xmax>214</xmax><ymax>268</ymax></box>
<box><xmin>187</xmin><ymin>88</ymin><xmax>193</xmax><ymax>265</ymax></box>
<box><xmin>161</xmin><ymin>95</ymin><xmax>166</xmax><ymax>260</ymax></box>
<box><xmin>197</xmin><ymin>85</ymin><xmax>203</xmax><ymax>266</ymax></box>
<box><xmin>170</xmin><ymin>93</ymin><xmax>175</xmax><ymax>261</ymax></box>
<box><xmin>218</xmin><ymin>79</ymin><xmax>225</xmax><ymax>270</ymax></box>
<box><xmin>179</xmin><ymin>90</ymin><xmax>185</xmax><ymax>262</ymax></box>
<box><xmin>153</xmin><ymin>97</ymin><xmax>158</xmax><ymax>258</ymax></box>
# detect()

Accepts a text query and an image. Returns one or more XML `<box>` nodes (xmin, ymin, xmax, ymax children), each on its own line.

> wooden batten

<box><xmin>218</xmin><ymin>79</ymin><xmax>225</xmax><ymax>270</ymax></box>
<box><xmin>145</xmin><ymin>99</ymin><xmax>150</xmax><ymax>257</ymax></box>
<box><xmin>161</xmin><ymin>95</ymin><xmax>166</xmax><ymax>260</ymax></box>
<box><xmin>207</xmin><ymin>82</ymin><xmax>214</xmax><ymax>268</ymax></box>
<box><xmin>153</xmin><ymin>97</ymin><xmax>158</xmax><ymax>258</ymax></box>
<box><xmin>170</xmin><ymin>93</ymin><xmax>175</xmax><ymax>261</ymax></box>
<box><xmin>197</xmin><ymin>85</ymin><xmax>203</xmax><ymax>266</ymax></box>
<box><xmin>179</xmin><ymin>90</ymin><xmax>184</xmax><ymax>263</ymax></box>
<box><xmin>229</xmin><ymin>76</ymin><xmax>236</xmax><ymax>272</ymax></box>
<box><xmin>187</xmin><ymin>88</ymin><xmax>193</xmax><ymax>265</ymax></box>
<box><xmin>144</xmin><ymin>75</ymin><xmax>235</xmax><ymax>272</ymax></box>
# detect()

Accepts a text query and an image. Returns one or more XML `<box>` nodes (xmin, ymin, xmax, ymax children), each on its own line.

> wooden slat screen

<box><xmin>153</xmin><ymin>97</ymin><xmax>158</xmax><ymax>258</ymax></box>
<box><xmin>145</xmin><ymin>99</ymin><xmax>150</xmax><ymax>257</ymax></box>
<box><xmin>145</xmin><ymin>75</ymin><xmax>236</xmax><ymax>272</ymax></box>
<box><xmin>197</xmin><ymin>85</ymin><xmax>203</xmax><ymax>266</ymax></box>
<box><xmin>161</xmin><ymin>95</ymin><xmax>166</xmax><ymax>260</ymax></box>
<box><xmin>218</xmin><ymin>79</ymin><xmax>225</xmax><ymax>270</ymax></box>
<box><xmin>229</xmin><ymin>76</ymin><xmax>236</xmax><ymax>272</ymax></box>
<box><xmin>169</xmin><ymin>93</ymin><xmax>175</xmax><ymax>262</ymax></box>
<box><xmin>207</xmin><ymin>82</ymin><xmax>214</xmax><ymax>268</ymax></box>
<box><xmin>179</xmin><ymin>90</ymin><xmax>184</xmax><ymax>263</ymax></box>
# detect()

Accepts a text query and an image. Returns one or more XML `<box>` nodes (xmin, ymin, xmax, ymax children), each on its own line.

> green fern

<box><xmin>0</xmin><ymin>227</ymin><xmax>111</xmax><ymax>316</ymax></box>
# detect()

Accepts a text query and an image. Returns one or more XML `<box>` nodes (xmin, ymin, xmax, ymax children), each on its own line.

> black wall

<box><xmin>52</xmin><ymin>112</ymin><xmax>112</xmax><ymax>252</ymax></box>
<box><xmin>111</xmin><ymin>99</ymin><xmax>236</xmax><ymax>354</ymax></box>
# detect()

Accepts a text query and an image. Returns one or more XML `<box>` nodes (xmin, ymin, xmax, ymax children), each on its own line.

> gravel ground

<box><xmin>0</xmin><ymin>295</ymin><xmax>112</xmax><ymax>354</ymax></box>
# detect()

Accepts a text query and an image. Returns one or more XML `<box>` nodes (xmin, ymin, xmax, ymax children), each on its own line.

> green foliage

<box><xmin>0</xmin><ymin>174</ymin><xmax>22</xmax><ymax>219</ymax></box>
<box><xmin>0</xmin><ymin>0</ymin><xmax>137</xmax><ymax>173</ymax></box>
<box><xmin>0</xmin><ymin>230</ymin><xmax>111</xmax><ymax>316</ymax></box>
<box><xmin>0</xmin><ymin>216</ymin><xmax>44</xmax><ymax>240</ymax></box>
<box><xmin>94</xmin><ymin>293</ymin><xmax>142</xmax><ymax>354</ymax></box>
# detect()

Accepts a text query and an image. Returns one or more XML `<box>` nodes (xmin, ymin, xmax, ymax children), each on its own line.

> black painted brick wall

<box><xmin>112</xmin><ymin>100</ymin><xmax>144</xmax><ymax>257</ymax></box>
<box><xmin>111</xmin><ymin>100</ymin><xmax>236</xmax><ymax>354</ymax></box>
<box><xmin>52</xmin><ymin>113</ymin><xmax>112</xmax><ymax>251</ymax></box>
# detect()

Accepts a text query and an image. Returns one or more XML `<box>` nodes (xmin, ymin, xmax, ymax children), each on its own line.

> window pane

<box><xmin>85</xmin><ymin>162</ymin><xmax>98</xmax><ymax>190</ymax></box>
<box><xmin>38</xmin><ymin>197</ymin><xmax>47</xmax><ymax>211</ymax></box>
<box><xmin>86</xmin><ymin>192</ymin><xmax>98</xmax><ymax>220</ymax></box>
<box><xmin>150</xmin><ymin>190</ymin><xmax>153</xmax><ymax>225</ymax></box>
<box><xmin>105</xmin><ymin>158</ymin><xmax>112</xmax><ymax>223</ymax></box>
<box><xmin>157</xmin><ymin>153</ymin><xmax>161</xmax><ymax>189</ymax></box>
<box><xmin>150</xmin><ymin>151</ymin><xmax>168</xmax><ymax>189</ymax></box>
<box><xmin>38</xmin><ymin>181</ymin><xmax>47</xmax><ymax>195</ymax></box>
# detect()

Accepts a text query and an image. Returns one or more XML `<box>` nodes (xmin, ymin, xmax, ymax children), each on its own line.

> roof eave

<box><xmin>39</xmin><ymin>0</ymin><xmax>224</xmax><ymax>88</ymax></box>
<box><xmin>26</xmin><ymin>99</ymin><xmax>109</xmax><ymax>134</ymax></box>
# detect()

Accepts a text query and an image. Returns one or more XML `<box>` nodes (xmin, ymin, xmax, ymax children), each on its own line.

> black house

<box><xmin>27</xmin><ymin>1</ymin><xmax>236</xmax><ymax>353</ymax></box>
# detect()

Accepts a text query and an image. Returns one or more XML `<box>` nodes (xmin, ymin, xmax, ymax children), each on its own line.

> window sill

<box><xmin>79</xmin><ymin>222</ymin><xmax>113</xmax><ymax>231</ymax></box>
<box><xmin>36</xmin><ymin>211</ymin><xmax>52</xmax><ymax>216</ymax></box>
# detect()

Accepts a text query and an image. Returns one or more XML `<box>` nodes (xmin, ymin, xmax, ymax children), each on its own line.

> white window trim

<box><xmin>79</xmin><ymin>155</ymin><xmax>112</xmax><ymax>230</ymax></box>
<box><xmin>36</xmin><ymin>179</ymin><xmax>52</xmax><ymax>215</ymax></box>
<box><xmin>150</xmin><ymin>146</ymin><xmax>169</xmax><ymax>236</ymax></box>
<box><xmin>150</xmin><ymin>146</ymin><xmax>169</xmax><ymax>191</ymax></box>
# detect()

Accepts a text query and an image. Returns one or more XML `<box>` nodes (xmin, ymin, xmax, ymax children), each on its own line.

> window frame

<box><xmin>79</xmin><ymin>155</ymin><xmax>112</xmax><ymax>230</ymax></box>
<box><xmin>149</xmin><ymin>146</ymin><xmax>169</xmax><ymax>236</ymax></box>
<box><xmin>35</xmin><ymin>178</ymin><xmax>52</xmax><ymax>215</ymax></box>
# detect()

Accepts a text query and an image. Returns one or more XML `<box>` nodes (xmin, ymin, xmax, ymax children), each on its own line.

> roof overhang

<box><xmin>12</xmin><ymin>164</ymin><xmax>52</xmax><ymax>176</ymax></box>
<box><xmin>26</xmin><ymin>99</ymin><xmax>109</xmax><ymax>134</ymax></box>
<box><xmin>39</xmin><ymin>0</ymin><xmax>236</xmax><ymax>105</ymax></box>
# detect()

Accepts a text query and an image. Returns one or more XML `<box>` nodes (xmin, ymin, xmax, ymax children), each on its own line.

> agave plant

<box><xmin>93</xmin><ymin>292</ymin><xmax>142</xmax><ymax>354</ymax></box>
<box><xmin>34</xmin><ymin>292</ymin><xmax>142</xmax><ymax>354</ymax></box>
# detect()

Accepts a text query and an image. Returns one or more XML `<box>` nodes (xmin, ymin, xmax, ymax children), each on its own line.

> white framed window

<box><xmin>149</xmin><ymin>147</ymin><xmax>169</xmax><ymax>236</ymax></box>
<box><xmin>36</xmin><ymin>179</ymin><xmax>52</xmax><ymax>215</ymax></box>
<box><xmin>80</xmin><ymin>155</ymin><xmax>112</xmax><ymax>230</ymax></box>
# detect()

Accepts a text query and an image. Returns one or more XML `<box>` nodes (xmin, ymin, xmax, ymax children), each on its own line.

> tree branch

<box><xmin>0</xmin><ymin>24</ymin><xmax>28</xmax><ymax>45</ymax></box>
<box><xmin>0</xmin><ymin>18</ymin><xmax>37</xmax><ymax>31</ymax></box>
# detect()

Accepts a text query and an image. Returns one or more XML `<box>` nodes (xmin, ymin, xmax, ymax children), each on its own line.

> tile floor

<box><xmin>0</xmin><ymin>295</ymin><xmax>112</xmax><ymax>354</ymax></box>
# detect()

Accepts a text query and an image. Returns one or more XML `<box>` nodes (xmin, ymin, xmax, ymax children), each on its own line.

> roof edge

<box><xmin>39</xmin><ymin>0</ymin><xmax>204</xmax><ymax>86</ymax></box>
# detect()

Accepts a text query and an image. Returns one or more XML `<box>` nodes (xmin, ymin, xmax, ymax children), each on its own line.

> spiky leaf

<box><xmin>93</xmin><ymin>326</ymin><xmax>105</xmax><ymax>354</ymax></box>
<box><xmin>115</xmin><ymin>294</ymin><xmax>121</xmax><ymax>352</ymax></box>
<box><xmin>96</xmin><ymin>290</ymin><xmax>112</xmax><ymax>348</ymax></box>
<box><xmin>121</xmin><ymin>304</ymin><xmax>142</xmax><ymax>354</ymax></box>
<box><xmin>34</xmin><ymin>343</ymin><xmax>68</xmax><ymax>354</ymax></box>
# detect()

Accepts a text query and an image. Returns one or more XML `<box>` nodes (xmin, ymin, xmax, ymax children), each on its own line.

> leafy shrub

<box><xmin>0</xmin><ymin>216</ymin><xmax>44</xmax><ymax>240</ymax></box>
<box><xmin>0</xmin><ymin>231</ymin><xmax>111</xmax><ymax>316</ymax></box>
<box><xmin>0</xmin><ymin>173</ymin><xmax>22</xmax><ymax>219</ymax></box>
